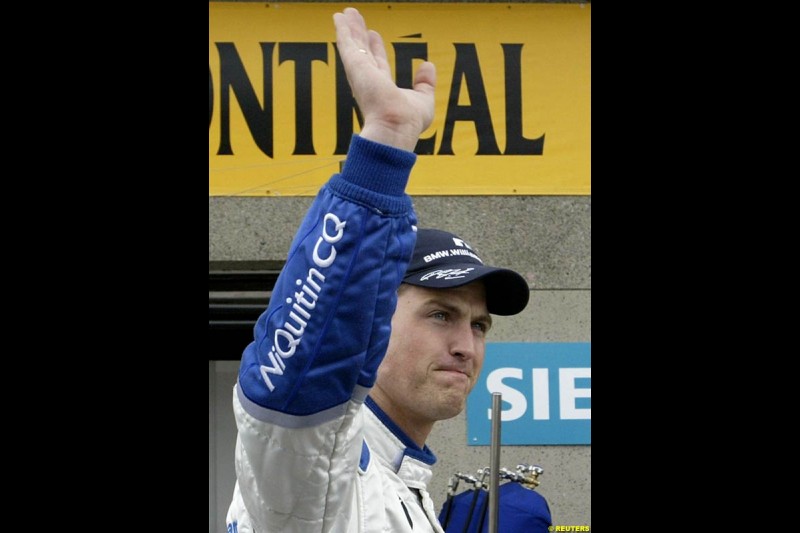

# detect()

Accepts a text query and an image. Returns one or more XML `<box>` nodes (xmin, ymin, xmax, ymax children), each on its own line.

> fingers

<box><xmin>335</xmin><ymin>10</ymin><xmax>387</xmax><ymax>76</ymax></box>
<box><xmin>413</xmin><ymin>61</ymin><xmax>437</xmax><ymax>97</ymax></box>
<box><xmin>333</xmin><ymin>7</ymin><xmax>369</xmax><ymax>56</ymax></box>
<box><xmin>366</xmin><ymin>29</ymin><xmax>391</xmax><ymax>75</ymax></box>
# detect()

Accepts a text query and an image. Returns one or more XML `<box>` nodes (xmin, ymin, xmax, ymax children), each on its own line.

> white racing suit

<box><xmin>226</xmin><ymin>135</ymin><xmax>445</xmax><ymax>533</ymax></box>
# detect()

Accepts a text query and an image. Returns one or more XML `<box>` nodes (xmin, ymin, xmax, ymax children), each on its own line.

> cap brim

<box><xmin>403</xmin><ymin>264</ymin><xmax>530</xmax><ymax>316</ymax></box>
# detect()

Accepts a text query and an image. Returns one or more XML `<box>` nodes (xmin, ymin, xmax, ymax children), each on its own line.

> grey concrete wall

<box><xmin>210</xmin><ymin>3</ymin><xmax>590</xmax><ymax>532</ymax></box>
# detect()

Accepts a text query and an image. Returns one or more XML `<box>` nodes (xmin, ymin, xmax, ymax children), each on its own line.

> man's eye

<box><xmin>432</xmin><ymin>311</ymin><xmax>447</xmax><ymax>321</ymax></box>
<box><xmin>472</xmin><ymin>322</ymin><xmax>487</xmax><ymax>333</ymax></box>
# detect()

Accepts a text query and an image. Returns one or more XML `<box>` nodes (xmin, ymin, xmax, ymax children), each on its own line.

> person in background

<box><xmin>226</xmin><ymin>7</ymin><xmax>530</xmax><ymax>533</ymax></box>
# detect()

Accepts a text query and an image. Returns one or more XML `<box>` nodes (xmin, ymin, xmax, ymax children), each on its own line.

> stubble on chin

<box><xmin>427</xmin><ymin>387</ymin><xmax>468</xmax><ymax>421</ymax></box>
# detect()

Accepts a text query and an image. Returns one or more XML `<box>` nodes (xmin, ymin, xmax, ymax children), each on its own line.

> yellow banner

<box><xmin>209</xmin><ymin>3</ymin><xmax>590</xmax><ymax>196</ymax></box>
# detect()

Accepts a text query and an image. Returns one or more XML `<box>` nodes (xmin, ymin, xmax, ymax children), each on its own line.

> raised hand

<box><xmin>334</xmin><ymin>7</ymin><xmax>437</xmax><ymax>152</ymax></box>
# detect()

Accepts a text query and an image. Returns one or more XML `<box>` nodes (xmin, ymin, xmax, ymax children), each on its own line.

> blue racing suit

<box><xmin>226</xmin><ymin>135</ymin><xmax>445</xmax><ymax>533</ymax></box>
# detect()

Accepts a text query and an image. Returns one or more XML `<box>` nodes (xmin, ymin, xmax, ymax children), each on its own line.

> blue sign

<box><xmin>467</xmin><ymin>343</ymin><xmax>591</xmax><ymax>445</ymax></box>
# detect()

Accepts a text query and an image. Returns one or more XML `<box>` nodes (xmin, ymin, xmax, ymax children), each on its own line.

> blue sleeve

<box><xmin>237</xmin><ymin>135</ymin><xmax>418</xmax><ymax>417</ymax></box>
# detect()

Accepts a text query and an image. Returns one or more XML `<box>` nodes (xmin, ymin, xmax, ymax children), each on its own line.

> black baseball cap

<box><xmin>402</xmin><ymin>228</ymin><xmax>530</xmax><ymax>316</ymax></box>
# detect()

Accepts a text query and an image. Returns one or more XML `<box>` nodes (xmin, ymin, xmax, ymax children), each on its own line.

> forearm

<box><xmin>237</xmin><ymin>134</ymin><xmax>418</xmax><ymax>417</ymax></box>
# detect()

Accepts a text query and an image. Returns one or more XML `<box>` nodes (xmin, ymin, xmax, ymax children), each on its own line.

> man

<box><xmin>226</xmin><ymin>7</ymin><xmax>530</xmax><ymax>533</ymax></box>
